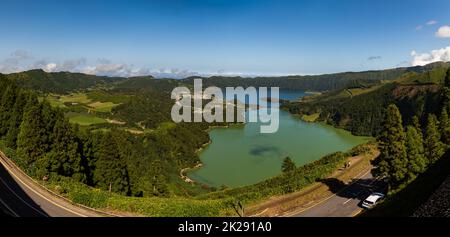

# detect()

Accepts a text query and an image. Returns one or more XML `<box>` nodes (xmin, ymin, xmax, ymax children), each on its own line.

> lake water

<box><xmin>188</xmin><ymin>90</ymin><xmax>370</xmax><ymax>188</ymax></box>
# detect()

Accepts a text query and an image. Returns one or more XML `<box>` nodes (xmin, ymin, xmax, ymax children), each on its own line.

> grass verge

<box><xmin>246</xmin><ymin>145</ymin><xmax>378</xmax><ymax>216</ymax></box>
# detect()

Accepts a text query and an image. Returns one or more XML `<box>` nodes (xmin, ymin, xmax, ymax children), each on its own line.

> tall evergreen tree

<box><xmin>0</xmin><ymin>84</ymin><xmax>17</xmax><ymax>136</ymax></box>
<box><xmin>412</xmin><ymin>115</ymin><xmax>424</xmax><ymax>144</ymax></box>
<box><xmin>5</xmin><ymin>90</ymin><xmax>30</xmax><ymax>148</ymax></box>
<box><xmin>412</xmin><ymin>116</ymin><xmax>422</xmax><ymax>134</ymax></box>
<box><xmin>374</xmin><ymin>104</ymin><xmax>408</xmax><ymax>188</ymax></box>
<box><xmin>41</xmin><ymin>101</ymin><xmax>57</xmax><ymax>148</ymax></box>
<box><xmin>445</xmin><ymin>68</ymin><xmax>450</xmax><ymax>88</ymax></box>
<box><xmin>424</xmin><ymin>114</ymin><xmax>445</xmax><ymax>163</ymax></box>
<box><xmin>439</xmin><ymin>107</ymin><xmax>450</xmax><ymax>145</ymax></box>
<box><xmin>77</xmin><ymin>129</ymin><xmax>101</xmax><ymax>186</ymax></box>
<box><xmin>150</xmin><ymin>159</ymin><xmax>169</xmax><ymax>197</ymax></box>
<box><xmin>442</xmin><ymin>87</ymin><xmax>450</xmax><ymax>114</ymax></box>
<box><xmin>93</xmin><ymin>133</ymin><xmax>130</xmax><ymax>195</ymax></box>
<box><xmin>282</xmin><ymin>157</ymin><xmax>296</xmax><ymax>173</ymax></box>
<box><xmin>405</xmin><ymin>126</ymin><xmax>427</xmax><ymax>181</ymax></box>
<box><xmin>45</xmin><ymin>112</ymin><xmax>86</xmax><ymax>182</ymax></box>
<box><xmin>16</xmin><ymin>95</ymin><xmax>47</xmax><ymax>170</ymax></box>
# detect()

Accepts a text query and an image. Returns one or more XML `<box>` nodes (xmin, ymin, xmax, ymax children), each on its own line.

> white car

<box><xmin>361</xmin><ymin>192</ymin><xmax>385</xmax><ymax>209</ymax></box>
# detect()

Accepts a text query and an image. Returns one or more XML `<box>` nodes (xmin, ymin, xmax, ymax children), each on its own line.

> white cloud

<box><xmin>411</xmin><ymin>46</ymin><xmax>450</xmax><ymax>66</ymax></box>
<box><xmin>1</xmin><ymin>50</ymin><xmax>276</xmax><ymax>78</ymax></box>
<box><xmin>44</xmin><ymin>63</ymin><xmax>57</xmax><ymax>72</ymax></box>
<box><xmin>436</xmin><ymin>25</ymin><xmax>450</xmax><ymax>38</ymax></box>
<box><xmin>81</xmin><ymin>60</ymin><xmax>153</xmax><ymax>77</ymax></box>
<box><xmin>426</xmin><ymin>20</ymin><xmax>438</xmax><ymax>26</ymax></box>
<box><xmin>416</xmin><ymin>20</ymin><xmax>438</xmax><ymax>31</ymax></box>
<box><xmin>149</xmin><ymin>68</ymin><xmax>199</xmax><ymax>79</ymax></box>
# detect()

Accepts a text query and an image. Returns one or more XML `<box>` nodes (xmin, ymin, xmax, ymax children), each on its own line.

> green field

<box><xmin>43</xmin><ymin>97</ymin><xmax>68</xmax><ymax>108</ymax></box>
<box><xmin>88</xmin><ymin>101</ymin><xmax>119</xmax><ymax>112</ymax></box>
<box><xmin>44</xmin><ymin>92</ymin><xmax>121</xmax><ymax>113</ymax></box>
<box><xmin>67</xmin><ymin>113</ymin><xmax>107</xmax><ymax>126</ymax></box>
<box><xmin>59</xmin><ymin>93</ymin><xmax>92</xmax><ymax>104</ymax></box>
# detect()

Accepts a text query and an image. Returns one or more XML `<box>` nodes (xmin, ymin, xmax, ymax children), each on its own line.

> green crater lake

<box><xmin>188</xmin><ymin>91</ymin><xmax>370</xmax><ymax>188</ymax></box>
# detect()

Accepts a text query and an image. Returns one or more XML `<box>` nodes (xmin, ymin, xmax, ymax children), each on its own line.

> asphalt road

<box><xmin>290</xmin><ymin>171</ymin><xmax>387</xmax><ymax>217</ymax></box>
<box><xmin>0</xmin><ymin>154</ymin><xmax>103</xmax><ymax>217</ymax></box>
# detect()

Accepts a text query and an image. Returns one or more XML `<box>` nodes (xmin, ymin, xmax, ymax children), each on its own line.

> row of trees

<box><xmin>0</xmin><ymin>78</ymin><xmax>134</xmax><ymax>194</ymax></box>
<box><xmin>375</xmin><ymin>70</ymin><xmax>450</xmax><ymax>189</ymax></box>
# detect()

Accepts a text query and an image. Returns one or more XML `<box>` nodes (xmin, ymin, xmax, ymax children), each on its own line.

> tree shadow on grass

<box><xmin>318</xmin><ymin>177</ymin><xmax>387</xmax><ymax>202</ymax></box>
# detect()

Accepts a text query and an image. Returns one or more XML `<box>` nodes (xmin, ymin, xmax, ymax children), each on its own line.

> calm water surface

<box><xmin>188</xmin><ymin>90</ymin><xmax>370</xmax><ymax>187</ymax></box>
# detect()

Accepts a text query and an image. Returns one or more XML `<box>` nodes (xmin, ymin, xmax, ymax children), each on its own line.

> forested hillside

<box><xmin>183</xmin><ymin>62</ymin><xmax>450</xmax><ymax>91</ymax></box>
<box><xmin>3</xmin><ymin>69</ymin><xmax>125</xmax><ymax>93</ymax></box>
<box><xmin>282</xmin><ymin>66</ymin><xmax>450</xmax><ymax>136</ymax></box>
<box><xmin>3</xmin><ymin>61</ymin><xmax>449</xmax><ymax>95</ymax></box>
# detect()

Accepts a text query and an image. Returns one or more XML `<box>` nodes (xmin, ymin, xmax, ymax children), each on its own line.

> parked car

<box><xmin>361</xmin><ymin>192</ymin><xmax>385</xmax><ymax>209</ymax></box>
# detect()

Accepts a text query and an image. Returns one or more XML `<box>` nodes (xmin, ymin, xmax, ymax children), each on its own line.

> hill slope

<box><xmin>3</xmin><ymin>69</ymin><xmax>126</xmax><ymax>93</ymax></box>
<box><xmin>282</xmin><ymin>65</ymin><xmax>449</xmax><ymax>136</ymax></box>
<box><xmin>182</xmin><ymin>62</ymin><xmax>450</xmax><ymax>91</ymax></box>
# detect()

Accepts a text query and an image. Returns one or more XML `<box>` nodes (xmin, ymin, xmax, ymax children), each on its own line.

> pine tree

<box><xmin>374</xmin><ymin>104</ymin><xmax>408</xmax><ymax>188</ymax></box>
<box><xmin>93</xmin><ymin>133</ymin><xmax>130</xmax><ymax>195</ymax></box>
<box><xmin>442</xmin><ymin>87</ymin><xmax>450</xmax><ymax>114</ymax></box>
<box><xmin>445</xmin><ymin>68</ymin><xmax>450</xmax><ymax>88</ymax></box>
<box><xmin>412</xmin><ymin>115</ymin><xmax>425</xmax><ymax>145</ymax></box>
<box><xmin>412</xmin><ymin>116</ymin><xmax>422</xmax><ymax>135</ymax></box>
<box><xmin>150</xmin><ymin>159</ymin><xmax>169</xmax><ymax>197</ymax></box>
<box><xmin>0</xmin><ymin>84</ymin><xmax>17</xmax><ymax>136</ymax></box>
<box><xmin>16</xmin><ymin>95</ymin><xmax>47</xmax><ymax>170</ymax></box>
<box><xmin>439</xmin><ymin>107</ymin><xmax>450</xmax><ymax>145</ymax></box>
<box><xmin>282</xmin><ymin>157</ymin><xmax>296</xmax><ymax>173</ymax></box>
<box><xmin>46</xmin><ymin>112</ymin><xmax>86</xmax><ymax>182</ymax></box>
<box><xmin>5</xmin><ymin>90</ymin><xmax>30</xmax><ymax>148</ymax></box>
<box><xmin>405</xmin><ymin>126</ymin><xmax>427</xmax><ymax>181</ymax></box>
<box><xmin>77</xmin><ymin>129</ymin><xmax>100</xmax><ymax>186</ymax></box>
<box><xmin>41</xmin><ymin>101</ymin><xmax>57</xmax><ymax>147</ymax></box>
<box><xmin>424</xmin><ymin>114</ymin><xmax>445</xmax><ymax>163</ymax></box>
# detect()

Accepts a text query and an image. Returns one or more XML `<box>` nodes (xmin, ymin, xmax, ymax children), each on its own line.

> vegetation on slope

<box><xmin>4</xmin><ymin>69</ymin><xmax>125</xmax><ymax>93</ymax></box>
<box><xmin>362</xmin><ymin>70</ymin><xmax>450</xmax><ymax>216</ymax></box>
<box><xmin>282</xmin><ymin>66</ymin><xmax>449</xmax><ymax>136</ymax></box>
<box><xmin>183</xmin><ymin>62</ymin><xmax>450</xmax><ymax>91</ymax></box>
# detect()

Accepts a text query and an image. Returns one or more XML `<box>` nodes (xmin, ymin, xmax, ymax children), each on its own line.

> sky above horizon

<box><xmin>1</xmin><ymin>0</ymin><xmax>450</xmax><ymax>78</ymax></box>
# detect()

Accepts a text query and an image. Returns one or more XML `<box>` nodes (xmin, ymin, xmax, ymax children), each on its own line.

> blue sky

<box><xmin>0</xmin><ymin>0</ymin><xmax>449</xmax><ymax>78</ymax></box>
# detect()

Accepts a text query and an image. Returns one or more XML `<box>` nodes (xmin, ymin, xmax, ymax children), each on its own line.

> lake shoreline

<box><xmin>185</xmin><ymin>90</ymin><xmax>372</xmax><ymax>188</ymax></box>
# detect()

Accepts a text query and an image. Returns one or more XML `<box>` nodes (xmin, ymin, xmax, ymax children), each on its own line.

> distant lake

<box><xmin>188</xmin><ymin>90</ymin><xmax>370</xmax><ymax>188</ymax></box>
